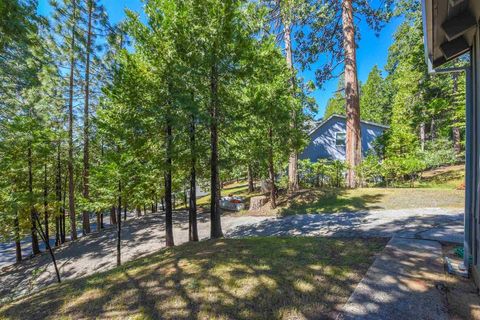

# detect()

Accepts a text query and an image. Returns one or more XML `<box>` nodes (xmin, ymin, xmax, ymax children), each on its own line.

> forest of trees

<box><xmin>0</xmin><ymin>0</ymin><xmax>320</xmax><ymax>264</ymax></box>
<box><xmin>0</xmin><ymin>0</ymin><xmax>465</xmax><ymax>270</ymax></box>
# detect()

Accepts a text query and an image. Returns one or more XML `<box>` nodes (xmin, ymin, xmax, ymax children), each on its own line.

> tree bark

<box><xmin>67</xmin><ymin>0</ymin><xmax>77</xmax><ymax>240</ymax></box>
<box><xmin>82</xmin><ymin>0</ymin><xmax>93</xmax><ymax>235</ymax></box>
<box><xmin>116</xmin><ymin>181</ymin><xmax>122</xmax><ymax>266</ymax></box>
<box><xmin>43</xmin><ymin>162</ymin><xmax>49</xmax><ymax>242</ymax></box>
<box><xmin>453</xmin><ymin>126</ymin><xmax>461</xmax><ymax>155</ymax></box>
<box><xmin>342</xmin><ymin>0</ymin><xmax>361</xmax><ymax>188</ymax></box>
<box><xmin>430</xmin><ymin>118</ymin><xmax>435</xmax><ymax>141</ymax></box>
<box><xmin>14</xmin><ymin>212</ymin><xmax>22</xmax><ymax>263</ymax></box>
<box><xmin>110</xmin><ymin>206</ymin><xmax>116</xmax><ymax>225</ymax></box>
<box><xmin>55</xmin><ymin>140</ymin><xmax>62</xmax><ymax>245</ymax></box>
<box><xmin>28</xmin><ymin>146</ymin><xmax>40</xmax><ymax>255</ymax></box>
<box><xmin>278</xmin><ymin>1</ymin><xmax>299</xmax><ymax>193</ymax></box>
<box><xmin>420</xmin><ymin>122</ymin><xmax>426</xmax><ymax>151</ymax></box>
<box><xmin>247</xmin><ymin>164</ymin><xmax>254</xmax><ymax>193</ymax></box>
<box><xmin>268</xmin><ymin>127</ymin><xmax>277</xmax><ymax>209</ymax></box>
<box><xmin>451</xmin><ymin>74</ymin><xmax>462</xmax><ymax>155</ymax></box>
<box><xmin>189</xmin><ymin>114</ymin><xmax>199</xmax><ymax>241</ymax></box>
<box><xmin>136</xmin><ymin>206</ymin><xmax>141</xmax><ymax>217</ymax></box>
<box><xmin>209</xmin><ymin>58</ymin><xmax>223</xmax><ymax>239</ymax></box>
<box><xmin>164</xmin><ymin>119</ymin><xmax>174</xmax><ymax>247</ymax></box>
<box><xmin>61</xmin><ymin>173</ymin><xmax>67</xmax><ymax>243</ymax></box>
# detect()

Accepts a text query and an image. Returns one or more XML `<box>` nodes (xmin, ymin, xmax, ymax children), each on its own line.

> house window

<box><xmin>335</xmin><ymin>132</ymin><xmax>346</xmax><ymax>146</ymax></box>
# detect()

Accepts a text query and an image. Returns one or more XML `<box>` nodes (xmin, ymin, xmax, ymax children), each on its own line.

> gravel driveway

<box><xmin>0</xmin><ymin>207</ymin><xmax>463</xmax><ymax>303</ymax></box>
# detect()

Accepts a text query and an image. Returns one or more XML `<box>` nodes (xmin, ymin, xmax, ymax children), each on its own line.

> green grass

<box><xmin>416</xmin><ymin>164</ymin><xmax>465</xmax><ymax>189</ymax></box>
<box><xmin>0</xmin><ymin>237</ymin><xmax>386</xmax><ymax>320</ymax></box>
<box><xmin>279</xmin><ymin>187</ymin><xmax>465</xmax><ymax>216</ymax></box>
<box><xmin>195</xmin><ymin>182</ymin><xmax>261</xmax><ymax>207</ymax></box>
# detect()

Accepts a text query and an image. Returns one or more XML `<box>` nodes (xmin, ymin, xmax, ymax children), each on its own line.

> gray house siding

<box><xmin>300</xmin><ymin>115</ymin><xmax>387</xmax><ymax>162</ymax></box>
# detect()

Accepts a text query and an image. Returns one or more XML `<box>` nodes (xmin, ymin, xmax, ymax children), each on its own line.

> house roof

<box><xmin>422</xmin><ymin>0</ymin><xmax>480</xmax><ymax>69</ymax></box>
<box><xmin>308</xmin><ymin>114</ymin><xmax>389</xmax><ymax>136</ymax></box>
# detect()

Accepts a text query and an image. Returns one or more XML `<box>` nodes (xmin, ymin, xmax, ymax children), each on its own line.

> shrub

<box><xmin>420</xmin><ymin>138</ymin><xmax>459</xmax><ymax>169</ymax></box>
<box><xmin>355</xmin><ymin>154</ymin><xmax>382</xmax><ymax>186</ymax></box>
<box><xmin>298</xmin><ymin>159</ymin><xmax>347</xmax><ymax>188</ymax></box>
<box><xmin>381</xmin><ymin>155</ymin><xmax>426</xmax><ymax>186</ymax></box>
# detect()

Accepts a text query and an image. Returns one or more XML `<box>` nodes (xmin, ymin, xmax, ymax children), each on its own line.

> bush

<box><xmin>382</xmin><ymin>155</ymin><xmax>426</xmax><ymax>186</ymax></box>
<box><xmin>355</xmin><ymin>154</ymin><xmax>382</xmax><ymax>186</ymax></box>
<box><xmin>298</xmin><ymin>159</ymin><xmax>346</xmax><ymax>188</ymax></box>
<box><xmin>420</xmin><ymin>138</ymin><xmax>459</xmax><ymax>169</ymax></box>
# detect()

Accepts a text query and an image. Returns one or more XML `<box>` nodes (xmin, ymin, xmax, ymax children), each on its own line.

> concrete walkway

<box><xmin>338</xmin><ymin>237</ymin><xmax>449</xmax><ymax>320</ymax></box>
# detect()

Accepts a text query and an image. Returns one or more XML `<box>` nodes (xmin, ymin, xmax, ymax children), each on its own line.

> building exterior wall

<box><xmin>469</xmin><ymin>25</ymin><xmax>480</xmax><ymax>286</ymax></box>
<box><xmin>300</xmin><ymin>116</ymin><xmax>386</xmax><ymax>162</ymax></box>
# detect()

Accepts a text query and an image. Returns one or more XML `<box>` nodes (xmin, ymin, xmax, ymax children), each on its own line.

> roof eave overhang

<box><xmin>422</xmin><ymin>0</ymin><xmax>479</xmax><ymax>72</ymax></box>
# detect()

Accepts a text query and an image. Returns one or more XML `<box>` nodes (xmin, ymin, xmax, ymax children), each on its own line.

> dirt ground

<box><xmin>442</xmin><ymin>244</ymin><xmax>480</xmax><ymax>319</ymax></box>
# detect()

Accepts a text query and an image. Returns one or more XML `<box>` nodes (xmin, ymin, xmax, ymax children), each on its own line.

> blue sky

<box><xmin>37</xmin><ymin>0</ymin><xmax>403</xmax><ymax>119</ymax></box>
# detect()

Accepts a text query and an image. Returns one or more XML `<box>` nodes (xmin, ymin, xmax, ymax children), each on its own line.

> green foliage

<box><xmin>381</xmin><ymin>155</ymin><xmax>426</xmax><ymax>186</ymax></box>
<box><xmin>360</xmin><ymin>65</ymin><xmax>392</xmax><ymax>124</ymax></box>
<box><xmin>355</xmin><ymin>154</ymin><xmax>382</xmax><ymax>186</ymax></box>
<box><xmin>323</xmin><ymin>76</ymin><xmax>344</xmax><ymax>118</ymax></box>
<box><xmin>298</xmin><ymin>159</ymin><xmax>346</xmax><ymax>188</ymax></box>
<box><xmin>420</xmin><ymin>138</ymin><xmax>459</xmax><ymax>169</ymax></box>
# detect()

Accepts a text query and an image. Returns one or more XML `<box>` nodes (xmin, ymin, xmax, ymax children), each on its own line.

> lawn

<box><xmin>0</xmin><ymin>237</ymin><xmax>386</xmax><ymax>320</ymax></box>
<box><xmin>195</xmin><ymin>181</ymin><xmax>262</xmax><ymax>207</ymax></box>
<box><xmin>278</xmin><ymin>187</ymin><xmax>465</xmax><ymax>215</ymax></box>
<box><xmin>215</xmin><ymin>165</ymin><xmax>465</xmax><ymax>216</ymax></box>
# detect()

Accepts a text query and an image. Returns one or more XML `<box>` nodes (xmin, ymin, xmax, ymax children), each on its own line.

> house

<box><xmin>422</xmin><ymin>0</ymin><xmax>480</xmax><ymax>285</ymax></box>
<box><xmin>300</xmin><ymin>114</ymin><xmax>388</xmax><ymax>162</ymax></box>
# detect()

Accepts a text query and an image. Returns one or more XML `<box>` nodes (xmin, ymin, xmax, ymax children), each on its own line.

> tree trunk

<box><xmin>28</xmin><ymin>146</ymin><xmax>40</xmax><ymax>255</ymax></box>
<box><xmin>161</xmin><ymin>198</ymin><xmax>165</xmax><ymax>211</ymax></box>
<box><xmin>268</xmin><ymin>127</ymin><xmax>277</xmax><ymax>209</ymax></box>
<box><xmin>247</xmin><ymin>164</ymin><xmax>254</xmax><ymax>193</ymax></box>
<box><xmin>33</xmin><ymin>213</ymin><xmax>61</xmax><ymax>283</ymax></box>
<box><xmin>14</xmin><ymin>212</ymin><xmax>22</xmax><ymax>263</ymax></box>
<box><xmin>124</xmin><ymin>202</ymin><xmax>127</xmax><ymax>220</ymax></box>
<box><xmin>189</xmin><ymin>114</ymin><xmax>199</xmax><ymax>242</ymax></box>
<box><xmin>55</xmin><ymin>141</ymin><xmax>62</xmax><ymax>246</ymax></box>
<box><xmin>342</xmin><ymin>0</ymin><xmax>361</xmax><ymax>188</ymax></box>
<box><xmin>43</xmin><ymin>163</ymin><xmax>49</xmax><ymax>243</ymax></box>
<box><xmin>420</xmin><ymin>122</ymin><xmax>426</xmax><ymax>151</ymax></box>
<box><xmin>209</xmin><ymin>58</ymin><xmax>223</xmax><ymax>239</ymax></box>
<box><xmin>67</xmin><ymin>0</ymin><xmax>77</xmax><ymax>240</ymax></box>
<box><xmin>110</xmin><ymin>206</ymin><xmax>117</xmax><ymax>225</ymax></box>
<box><xmin>164</xmin><ymin>120</ymin><xmax>174</xmax><ymax>247</ymax></box>
<box><xmin>116</xmin><ymin>181</ymin><xmax>122</xmax><ymax>266</ymax></box>
<box><xmin>136</xmin><ymin>206</ymin><xmax>141</xmax><ymax>217</ymax></box>
<box><xmin>453</xmin><ymin>126</ymin><xmax>461</xmax><ymax>155</ymax></box>
<box><xmin>278</xmin><ymin>2</ymin><xmax>299</xmax><ymax>193</ymax></box>
<box><xmin>430</xmin><ymin>118</ymin><xmax>435</xmax><ymax>141</ymax></box>
<box><xmin>61</xmin><ymin>172</ymin><xmax>67</xmax><ymax>243</ymax></box>
<box><xmin>96</xmin><ymin>212</ymin><xmax>101</xmax><ymax>232</ymax></box>
<box><xmin>451</xmin><ymin>74</ymin><xmax>462</xmax><ymax>155</ymax></box>
<box><xmin>82</xmin><ymin>0</ymin><xmax>93</xmax><ymax>235</ymax></box>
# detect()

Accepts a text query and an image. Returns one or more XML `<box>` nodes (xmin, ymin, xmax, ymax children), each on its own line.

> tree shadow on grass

<box><xmin>0</xmin><ymin>237</ymin><xmax>387</xmax><ymax>320</ymax></box>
